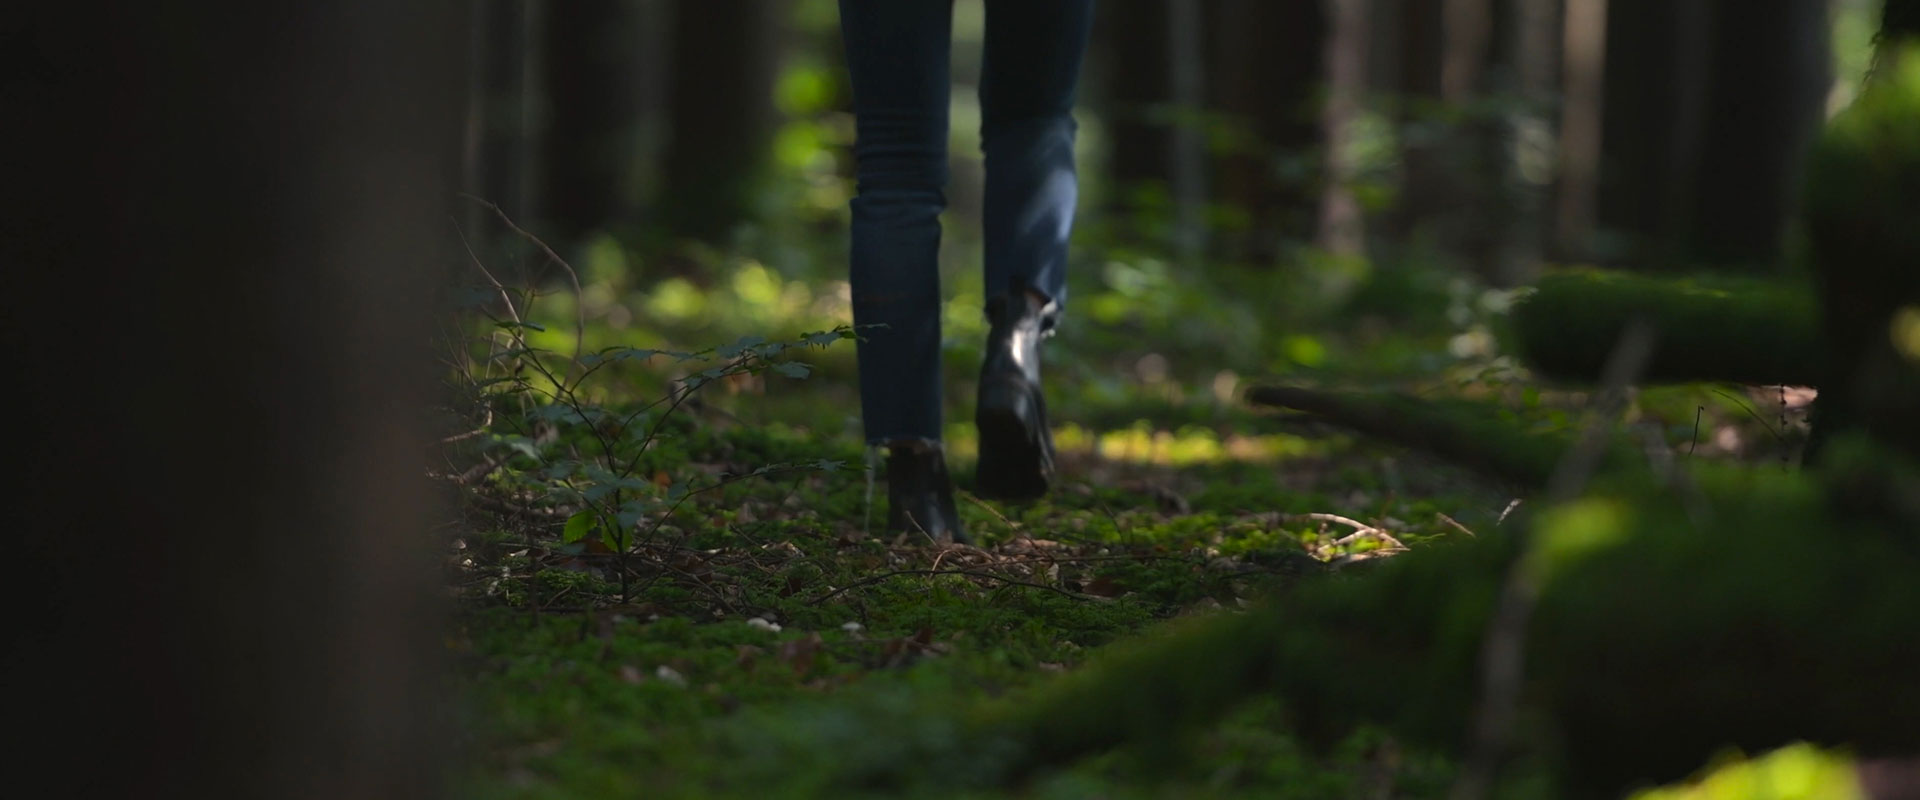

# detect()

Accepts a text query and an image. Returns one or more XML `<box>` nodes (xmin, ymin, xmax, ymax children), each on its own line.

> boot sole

<box><xmin>975</xmin><ymin>378</ymin><xmax>1053</xmax><ymax>501</ymax></box>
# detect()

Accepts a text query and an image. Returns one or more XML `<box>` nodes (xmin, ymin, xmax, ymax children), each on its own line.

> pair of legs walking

<box><xmin>839</xmin><ymin>0</ymin><xmax>1095</xmax><ymax>541</ymax></box>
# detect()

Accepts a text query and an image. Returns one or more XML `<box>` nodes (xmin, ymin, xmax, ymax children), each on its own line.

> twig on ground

<box><xmin>958</xmin><ymin>490</ymin><xmax>1022</xmax><ymax>535</ymax></box>
<box><xmin>1436</xmin><ymin>512</ymin><xmax>1477</xmax><ymax>538</ymax></box>
<box><xmin>1285</xmin><ymin>511</ymin><xmax>1383</xmax><ymax>534</ymax></box>
<box><xmin>1453</xmin><ymin>317</ymin><xmax>1656</xmax><ymax>800</ymax></box>
<box><xmin>1329</xmin><ymin>529</ymin><xmax>1406</xmax><ymax>550</ymax></box>
<box><xmin>453</xmin><ymin>453</ymin><xmax>509</xmax><ymax>486</ymax></box>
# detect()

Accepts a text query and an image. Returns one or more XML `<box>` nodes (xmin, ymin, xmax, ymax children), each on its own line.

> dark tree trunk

<box><xmin>1318</xmin><ymin>0</ymin><xmax>1369</xmax><ymax>257</ymax></box>
<box><xmin>473</xmin><ymin>0</ymin><xmax>541</xmax><ymax>225</ymax></box>
<box><xmin>659</xmin><ymin>0</ymin><xmax>781</xmax><ymax>245</ymax></box>
<box><xmin>1094</xmin><ymin>0</ymin><xmax>1175</xmax><ymax>228</ymax></box>
<box><xmin>1387</xmin><ymin>0</ymin><xmax>1448</xmax><ymax>244</ymax></box>
<box><xmin>6</xmin><ymin>4</ymin><xmax>457</xmax><ymax>797</ymax></box>
<box><xmin>1206</xmin><ymin>0</ymin><xmax>1327</xmax><ymax>263</ymax></box>
<box><xmin>1598</xmin><ymin>0</ymin><xmax>1826</xmax><ymax>272</ymax></box>
<box><xmin>1595</xmin><ymin>0</ymin><xmax>1711</xmax><ymax>268</ymax></box>
<box><xmin>1685</xmin><ymin>0</ymin><xmax>1830</xmax><ymax>270</ymax></box>
<box><xmin>1553</xmin><ymin>0</ymin><xmax>1605</xmax><ymax>258</ymax></box>
<box><xmin>542</xmin><ymin>0</ymin><xmax>646</xmax><ymax>247</ymax></box>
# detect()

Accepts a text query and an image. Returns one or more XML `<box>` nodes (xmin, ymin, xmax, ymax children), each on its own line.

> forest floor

<box><xmin>439</xmin><ymin>240</ymin><xmax>1819</xmax><ymax>799</ymax></box>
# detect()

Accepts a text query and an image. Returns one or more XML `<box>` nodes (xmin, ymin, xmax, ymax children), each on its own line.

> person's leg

<box><xmin>974</xmin><ymin>0</ymin><xmax>1094</xmax><ymax>500</ymax></box>
<box><xmin>839</xmin><ymin>0</ymin><xmax>954</xmax><ymax>446</ymax></box>
<box><xmin>979</xmin><ymin>0</ymin><xmax>1095</xmax><ymax>313</ymax></box>
<box><xmin>839</xmin><ymin>0</ymin><xmax>967</xmax><ymax>540</ymax></box>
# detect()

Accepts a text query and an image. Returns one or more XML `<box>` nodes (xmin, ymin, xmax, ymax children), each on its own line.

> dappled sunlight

<box><xmin>1054</xmin><ymin>422</ymin><xmax>1319</xmax><ymax>467</ymax></box>
<box><xmin>1630</xmin><ymin>743</ymin><xmax>1865</xmax><ymax>800</ymax></box>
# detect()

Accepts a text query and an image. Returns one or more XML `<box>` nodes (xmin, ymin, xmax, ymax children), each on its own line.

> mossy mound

<box><xmin>1507</xmin><ymin>268</ymin><xmax>1821</xmax><ymax>387</ymax></box>
<box><xmin>1244</xmin><ymin>385</ymin><xmax>1639</xmax><ymax>489</ymax></box>
<box><xmin>972</xmin><ymin>446</ymin><xmax>1920</xmax><ymax>797</ymax></box>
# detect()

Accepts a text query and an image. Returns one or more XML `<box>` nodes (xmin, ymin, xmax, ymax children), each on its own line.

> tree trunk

<box><xmin>1094</xmin><ymin>0</ymin><xmax>1176</xmax><ymax>241</ymax></box>
<box><xmin>472</xmin><ymin>0</ymin><xmax>542</xmax><ymax>226</ymax></box>
<box><xmin>1497</xmin><ymin>0</ymin><xmax>1561</xmax><ymax>286</ymax></box>
<box><xmin>1595</xmin><ymin>0</ymin><xmax>1709</xmax><ymax>268</ymax></box>
<box><xmin>659</xmin><ymin>0</ymin><xmax>782</xmax><ymax>246</ymax></box>
<box><xmin>6</xmin><ymin>4</ymin><xmax>457</xmax><ymax>797</ymax></box>
<box><xmin>1206</xmin><ymin>0</ymin><xmax>1328</xmax><ymax>264</ymax></box>
<box><xmin>1684</xmin><ymin>0</ymin><xmax>1830</xmax><ymax>270</ymax></box>
<box><xmin>1597</xmin><ymin>0</ymin><xmax>1826</xmax><ymax>272</ymax></box>
<box><xmin>542</xmin><ymin>0</ymin><xmax>646</xmax><ymax>248</ymax></box>
<box><xmin>1552</xmin><ymin>0</ymin><xmax>1606</xmax><ymax>259</ymax></box>
<box><xmin>1319</xmin><ymin>0</ymin><xmax>1369</xmax><ymax>257</ymax></box>
<box><xmin>1387</xmin><ymin>0</ymin><xmax>1448</xmax><ymax>245</ymax></box>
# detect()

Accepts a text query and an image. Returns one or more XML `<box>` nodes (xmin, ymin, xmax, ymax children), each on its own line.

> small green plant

<box><xmin>440</xmin><ymin>199</ymin><xmax>858</xmax><ymax>602</ymax></box>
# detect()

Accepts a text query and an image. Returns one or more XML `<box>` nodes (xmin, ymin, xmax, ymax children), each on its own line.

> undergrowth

<box><xmin>437</xmin><ymin>203</ymin><xmax>1828</xmax><ymax>799</ymax></box>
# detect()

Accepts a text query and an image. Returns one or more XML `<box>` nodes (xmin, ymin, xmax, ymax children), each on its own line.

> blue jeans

<box><xmin>839</xmin><ymin>0</ymin><xmax>1094</xmax><ymax>444</ymax></box>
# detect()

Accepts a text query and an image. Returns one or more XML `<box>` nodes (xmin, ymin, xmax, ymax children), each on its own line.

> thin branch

<box><xmin>1453</xmin><ymin>317</ymin><xmax>1656</xmax><ymax>800</ymax></box>
<box><xmin>1709</xmin><ymin>387</ymin><xmax>1785</xmax><ymax>443</ymax></box>
<box><xmin>1435</xmin><ymin>512</ymin><xmax>1477</xmax><ymax>538</ymax></box>
<box><xmin>461</xmin><ymin>193</ymin><xmax>587</xmax><ymax>376</ymax></box>
<box><xmin>452</xmin><ymin>217</ymin><xmax>523</xmax><ymax>327</ymax></box>
<box><xmin>1284</xmin><ymin>511</ymin><xmax>1382</xmax><ymax>534</ymax></box>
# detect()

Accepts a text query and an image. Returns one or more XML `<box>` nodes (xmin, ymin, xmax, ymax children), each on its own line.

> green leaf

<box><xmin>495</xmin><ymin>437</ymin><xmax>541</xmax><ymax>462</ymax></box>
<box><xmin>771</xmin><ymin>361</ymin><xmax>811</xmax><ymax>379</ymax></box>
<box><xmin>562</xmin><ymin>511</ymin><xmax>596</xmax><ymax>544</ymax></box>
<box><xmin>716</xmin><ymin>335</ymin><xmax>767</xmax><ymax>359</ymax></box>
<box><xmin>600</xmin><ymin>526</ymin><xmax>629</xmax><ymax>552</ymax></box>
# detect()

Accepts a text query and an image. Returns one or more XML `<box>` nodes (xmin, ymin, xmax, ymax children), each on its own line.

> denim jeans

<box><xmin>838</xmin><ymin>0</ymin><xmax>1094</xmax><ymax>444</ymax></box>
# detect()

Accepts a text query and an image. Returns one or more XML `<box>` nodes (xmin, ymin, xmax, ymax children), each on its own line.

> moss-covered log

<box><xmin>1507</xmin><ymin>267</ymin><xmax>1821</xmax><ymax>387</ymax></box>
<box><xmin>1245</xmin><ymin>385</ymin><xmax>1640</xmax><ymax>489</ymax></box>
<box><xmin>971</xmin><ymin>453</ymin><xmax>1920</xmax><ymax>796</ymax></box>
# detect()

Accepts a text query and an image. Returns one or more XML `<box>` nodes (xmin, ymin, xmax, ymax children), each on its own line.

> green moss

<box><xmin>1246</xmin><ymin>385</ymin><xmax>1635</xmax><ymax>488</ymax></box>
<box><xmin>1507</xmin><ymin>268</ymin><xmax>1821</xmax><ymax>387</ymax></box>
<box><xmin>969</xmin><ymin>462</ymin><xmax>1920</xmax><ymax>796</ymax></box>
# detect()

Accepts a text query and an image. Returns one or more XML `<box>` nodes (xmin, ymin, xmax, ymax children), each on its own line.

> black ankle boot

<box><xmin>975</xmin><ymin>290</ymin><xmax>1056</xmax><ymax>500</ymax></box>
<box><xmin>885</xmin><ymin>439</ymin><xmax>967</xmax><ymax>543</ymax></box>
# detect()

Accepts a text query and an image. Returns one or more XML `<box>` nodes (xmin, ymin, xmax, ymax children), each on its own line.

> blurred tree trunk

<box><xmin>471</xmin><ymin>0</ymin><xmax>542</xmax><ymax>227</ymax></box>
<box><xmin>1319</xmin><ymin>0</ymin><xmax>1369</xmax><ymax>257</ymax></box>
<box><xmin>7</xmin><ymin>3</ymin><xmax>457</xmax><ymax>798</ymax></box>
<box><xmin>542</xmin><ymin>0</ymin><xmax>646</xmax><ymax>248</ymax></box>
<box><xmin>1387</xmin><ymin>0</ymin><xmax>1447</xmax><ymax>246</ymax></box>
<box><xmin>1170</xmin><ymin>0</ymin><xmax>1210</xmax><ymax>263</ymax></box>
<box><xmin>1595</xmin><ymin>0</ymin><xmax>1709</xmax><ymax>267</ymax></box>
<box><xmin>1552</xmin><ymin>0</ymin><xmax>1606</xmax><ymax>258</ymax></box>
<box><xmin>1684</xmin><ymin>0</ymin><xmax>1829</xmax><ymax>270</ymax></box>
<box><xmin>1597</xmin><ymin>0</ymin><xmax>1826</xmax><ymax>272</ymax></box>
<box><xmin>1497</xmin><ymin>0</ymin><xmax>1561</xmax><ymax>286</ymax></box>
<box><xmin>659</xmin><ymin>0</ymin><xmax>781</xmax><ymax>246</ymax></box>
<box><xmin>1095</xmin><ymin>1</ymin><xmax>1175</xmax><ymax>244</ymax></box>
<box><xmin>1207</xmin><ymin>0</ymin><xmax>1327</xmax><ymax>264</ymax></box>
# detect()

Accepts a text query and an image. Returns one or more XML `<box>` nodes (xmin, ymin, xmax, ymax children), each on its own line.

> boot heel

<box><xmin>975</xmin><ymin>378</ymin><xmax>1052</xmax><ymax>500</ymax></box>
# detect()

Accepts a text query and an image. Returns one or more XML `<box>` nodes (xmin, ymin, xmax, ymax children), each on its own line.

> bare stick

<box><xmin>1284</xmin><ymin>511</ymin><xmax>1382</xmax><ymax>534</ymax></box>
<box><xmin>1453</xmin><ymin>317</ymin><xmax>1656</xmax><ymax>800</ymax></box>
<box><xmin>460</xmin><ymin>193</ymin><xmax>587</xmax><ymax>376</ymax></box>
